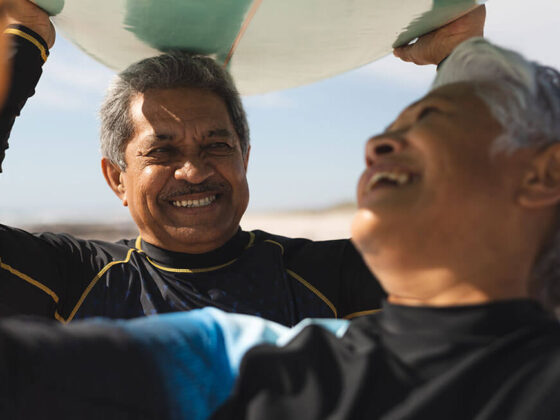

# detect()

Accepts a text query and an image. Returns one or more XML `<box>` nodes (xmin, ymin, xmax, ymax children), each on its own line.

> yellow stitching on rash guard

<box><xmin>54</xmin><ymin>311</ymin><xmax>65</xmax><ymax>323</ymax></box>
<box><xmin>4</xmin><ymin>28</ymin><xmax>48</xmax><ymax>62</ymax></box>
<box><xmin>343</xmin><ymin>309</ymin><xmax>381</xmax><ymax>320</ymax></box>
<box><xmin>286</xmin><ymin>269</ymin><xmax>337</xmax><ymax>318</ymax></box>
<box><xmin>245</xmin><ymin>231</ymin><xmax>256</xmax><ymax>249</ymax></box>
<box><xmin>264</xmin><ymin>239</ymin><xmax>284</xmax><ymax>255</ymax></box>
<box><xmin>135</xmin><ymin>235</ymin><xmax>143</xmax><ymax>252</ymax></box>
<box><xmin>146</xmin><ymin>257</ymin><xmax>238</xmax><ymax>273</ymax></box>
<box><xmin>61</xmin><ymin>248</ymin><xmax>136</xmax><ymax>324</ymax></box>
<box><xmin>0</xmin><ymin>257</ymin><xmax>60</xmax><ymax>303</ymax></box>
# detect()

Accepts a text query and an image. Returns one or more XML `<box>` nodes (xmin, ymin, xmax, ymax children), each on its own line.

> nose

<box><xmin>174</xmin><ymin>157</ymin><xmax>215</xmax><ymax>184</ymax></box>
<box><xmin>365</xmin><ymin>135</ymin><xmax>404</xmax><ymax>166</ymax></box>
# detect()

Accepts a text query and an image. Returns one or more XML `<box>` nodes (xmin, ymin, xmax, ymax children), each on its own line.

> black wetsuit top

<box><xmin>215</xmin><ymin>299</ymin><xmax>560</xmax><ymax>420</ymax></box>
<box><xmin>0</xmin><ymin>27</ymin><xmax>385</xmax><ymax>326</ymax></box>
<box><xmin>1</xmin><ymin>299</ymin><xmax>559</xmax><ymax>419</ymax></box>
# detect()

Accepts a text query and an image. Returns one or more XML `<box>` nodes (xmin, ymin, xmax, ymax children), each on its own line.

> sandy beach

<box><xmin>21</xmin><ymin>206</ymin><xmax>357</xmax><ymax>242</ymax></box>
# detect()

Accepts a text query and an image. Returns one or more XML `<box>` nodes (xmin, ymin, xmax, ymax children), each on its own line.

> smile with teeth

<box><xmin>367</xmin><ymin>171</ymin><xmax>412</xmax><ymax>190</ymax></box>
<box><xmin>172</xmin><ymin>195</ymin><xmax>216</xmax><ymax>208</ymax></box>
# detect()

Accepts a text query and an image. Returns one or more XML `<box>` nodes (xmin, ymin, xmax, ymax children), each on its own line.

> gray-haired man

<box><xmin>0</xmin><ymin>0</ymin><xmax>484</xmax><ymax>325</ymax></box>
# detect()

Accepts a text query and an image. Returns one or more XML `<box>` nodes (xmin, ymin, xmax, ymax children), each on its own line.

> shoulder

<box><xmin>489</xmin><ymin>325</ymin><xmax>560</xmax><ymax>418</ymax></box>
<box><xmin>249</xmin><ymin>229</ymin><xmax>352</xmax><ymax>259</ymax></box>
<box><xmin>34</xmin><ymin>232</ymin><xmax>136</xmax><ymax>260</ymax></box>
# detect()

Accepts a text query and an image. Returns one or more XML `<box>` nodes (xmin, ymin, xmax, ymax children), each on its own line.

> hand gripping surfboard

<box><xmin>33</xmin><ymin>0</ymin><xmax>485</xmax><ymax>94</ymax></box>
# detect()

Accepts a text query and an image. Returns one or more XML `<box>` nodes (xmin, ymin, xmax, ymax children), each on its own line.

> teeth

<box><xmin>367</xmin><ymin>172</ymin><xmax>411</xmax><ymax>190</ymax></box>
<box><xmin>172</xmin><ymin>195</ymin><xmax>216</xmax><ymax>208</ymax></box>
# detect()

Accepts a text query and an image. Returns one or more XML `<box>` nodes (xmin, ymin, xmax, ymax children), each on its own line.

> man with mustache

<box><xmin>2</xmin><ymin>38</ymin><xmax>560</xmax><ymax>420</ymax></box>
<box><xmin>0</xmin><ymin>0</ymin><xmax>484</xmax><ymax>324</ymax></box>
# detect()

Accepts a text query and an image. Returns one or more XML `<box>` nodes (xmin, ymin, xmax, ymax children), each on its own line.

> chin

<box><xmin>351</xmin><ymin>208</ymin><xmax>379</xmax><ymax>254</ymax></box>
<box><xmin>173</xmin><ymin>225</ymin><xmax>225</xmax><ymax>242</ymax></box>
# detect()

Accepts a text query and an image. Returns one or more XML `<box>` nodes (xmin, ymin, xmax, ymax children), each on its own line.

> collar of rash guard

<box><xmin>376</xmin><ymin>298</ymin><xmax>553</xmax><ymax>338</ymax></box>
<box><xmin>139</xmin><ymin>228</ymin><xmax>252</xmax><ymax>269</ymax></box>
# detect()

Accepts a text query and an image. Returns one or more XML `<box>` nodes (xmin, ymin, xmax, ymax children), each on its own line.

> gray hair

<box><xmin>100</xmin><ymin>51</ymin><xmax>250</xmax><ymax>170</ymax></box>
<box><xmin>433</xmin><ymin>38</ymin><xmax>560</xmax><ymax>312</ymax></box>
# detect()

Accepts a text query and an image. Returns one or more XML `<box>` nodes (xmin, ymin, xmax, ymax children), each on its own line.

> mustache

<box><xmin>160</xmin><ymin>181</ymin><xmax>228</xmax><ymax>200</ymax></box>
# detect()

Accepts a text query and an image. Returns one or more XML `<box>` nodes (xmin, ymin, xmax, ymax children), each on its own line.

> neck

<box><xmin>369</xmin><ymin>264</ymin><xmax>531</xmax><ymax>307</ymax></box>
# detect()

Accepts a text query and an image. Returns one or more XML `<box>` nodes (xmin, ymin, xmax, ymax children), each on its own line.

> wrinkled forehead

<box><xmin>128</xmin><ymin>87</ymin><xmax>234</xmax><ymax>130</ymax></box>
<box><xmin>429</xmin><ymin>79</ymin><xmax>523</xmax><ymax>113</ymax></box>
<box><xmin>396</xmin><ymin>82</ymin><xmax>496</xmax><ymax>123</ymax></box>
<box><xmin>379</xmin><ymin>82</ymin><xmax>506</xmax><ymax>153</ymax></box>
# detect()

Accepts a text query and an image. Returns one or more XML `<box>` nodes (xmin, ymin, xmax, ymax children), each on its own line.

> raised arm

<box><xmin>0</xmin><ymin>0</ymin><xmax>54</xmax><ymax>171</ymax></box>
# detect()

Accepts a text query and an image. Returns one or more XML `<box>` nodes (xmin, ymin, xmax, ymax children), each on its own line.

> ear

<box><xmin>101</xmin><ymin>158</ymin><xmax>128</xmax><ymax>207</ymax></box>
<box><xmin>518</xmin><ymin>143</ymin><xmax>560</xmax><ymax>209</ymax></box>
<box><xmin>243</xmin><ymin>145</ymin><xmax>251</xmax><ymax>172</ymax></box>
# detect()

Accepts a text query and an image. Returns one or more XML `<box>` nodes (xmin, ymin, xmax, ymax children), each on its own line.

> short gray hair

<box><xmin>100</xmin><ymin>51</ymin><xmax>250</xmax><ymax>170</ymax></box>
<box><xmin>434</xmin><ymin>38</ymin><xmax>560</xmax><ymax>312</ymax></box>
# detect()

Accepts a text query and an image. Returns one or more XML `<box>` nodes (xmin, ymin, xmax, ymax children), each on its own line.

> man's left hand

<box><xmin>393</xmin><ymin>5</ymin><xmax>485</xmax><ymax>65</ymax></box>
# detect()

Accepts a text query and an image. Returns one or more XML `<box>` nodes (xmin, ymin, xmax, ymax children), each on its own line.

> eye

<box><xmin>146</xmin><ymin>145</ymin><xmax>175</xmax><ymax>157</ymax></box>
<box><xmin>208</xmin><ymin>142</ymin><xmax>231</xmax><ymax>149</ymax></box>
<box><xmin>151</xmin><ymin>147</ymin><xmax>170</xmax><ymax>154</ymax></box>
<box><xmin>417</xmin><ymin>106</ymin><xmax>439</xmax><ymax>120</ymax></box>
<box><xmin>205</xmin><ymin>142</ymin><xmax>233</xmax><ymax>155</ymax></box>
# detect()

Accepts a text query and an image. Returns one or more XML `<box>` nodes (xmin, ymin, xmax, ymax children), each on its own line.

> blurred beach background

<box><xmin>23</xmin><ymin>202</ymin><xmax>356</xmax><ymax>242</ymax></box>
<box><xmin>5</xmin><ymin>0</ymin><xmax>558</xmax><ymax>241</ymax></box>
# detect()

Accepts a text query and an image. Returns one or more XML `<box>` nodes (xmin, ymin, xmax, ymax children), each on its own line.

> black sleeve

<box><xmin>0</xmin><ymin>27</ymin><xmax>124</xmax><ymax>321</ymax></box>
<box><xmin>0</xmin><ymin>225</ymin><xmax>130</xmax><ymax>321</ymax></box>
<box><xmin>284</xmin><ymin>238</ymin><xmax>386</xmax><ymax>320</ymax></box>
<box><xmin>0</xmin><ymin>24</ymin><xmax>49</xmax><ymax>171</ymax></box>
<box><xmin>0</xmin><ymin>27</ymin><xmax>60</xmax><ymax>318</ymax></box>
<box><xmin>336</xmin><ymin>240</ymin><xmax>386</xmax><ymax>319</ymax></box>
<box><xmin>0</xmin><ymin>316</ymin><xmax>165</xmax><ymax>419</ymax></box>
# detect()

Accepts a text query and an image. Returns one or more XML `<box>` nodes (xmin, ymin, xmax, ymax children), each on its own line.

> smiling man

<box><xmin>213</xmin><ymin>38</ymin><xmax>560</xmax><ymax>419</ymax></box>
<box><xmin>0</xmin><ymin>1</ymin><xmax>387</xmax><ymax>324</ymax></box>
<box><xmin>1</xmin><ymin>47</ymin><xmax>383</xmax><ymax>325</ymax></box>
<box><xmin>101</xmin><ymin>85</ymin><xmax>250</xmax><ymax>255</ymax></box>
<box><xmin>0</xmin><ymin>1</ymin><xmax>486</xmax><ymax>324</ymax></box>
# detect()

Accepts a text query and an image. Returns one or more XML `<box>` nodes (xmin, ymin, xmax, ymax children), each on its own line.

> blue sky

<box><xmin>1</xmin><ymin>0</ymin><xmax>558</xmax><ymax>224</ymax></box>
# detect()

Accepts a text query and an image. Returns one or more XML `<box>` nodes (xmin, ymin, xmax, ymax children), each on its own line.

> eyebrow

<box><xmin>383</xmin><ymin>94</ymin><xmax>455</xmax><ymax>132</ymax></box>
<box><xmin>141</xmin><ymin>128</ymin><xmax>234</xmax><ymax>144</ymax></box>
<box><xmin>142</xmin><ymin>133</ymin><xmax>174</xmax><ymax>143</ymax></box>
<box><xmin>207</xmin><ymin>128</ymin><xmax>234</xmax><ymax>138</ymax></box>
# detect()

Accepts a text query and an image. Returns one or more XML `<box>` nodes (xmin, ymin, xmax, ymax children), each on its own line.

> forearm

<box><xmin>0</xmin><ymin>24</ymin><xmax>47</xmax><ymax>172</ymax></box>
<box><xmin>0</xmin><ymin>316</ymin><xmax>165</xmax><ymax>418</ymax></box>
<box><xmin>0</xmin><ymin>308</ymin><xmax>254</xmax><ymax>419</ymax></box>
<box><xmin>0</xmin><ymin>307</ymin><xmax>345</xmax><ymax>418</ymax></box>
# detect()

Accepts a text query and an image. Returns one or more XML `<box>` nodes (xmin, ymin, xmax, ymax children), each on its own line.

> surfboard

<box><xmin>33</xmin><ymin>0</ymin><xmax>485</xmax><ymax>94</ymax></box>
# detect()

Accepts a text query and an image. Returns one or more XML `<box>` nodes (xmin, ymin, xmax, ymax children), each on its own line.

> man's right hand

<box><xmin>5</xmin><ymin>0</ymin><xmax>55</xmax><ymax>48</ymax></box>
<box><xmin>393</xmin><ymin>5</ymin><xmax>485</xmax><ymax>66</ymax></box>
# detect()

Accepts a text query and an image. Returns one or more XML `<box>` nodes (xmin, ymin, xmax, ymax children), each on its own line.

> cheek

<box><xmin>126</xmin><ymin>166</ymin><xmax>168</xmax><ymax>203</ymax></box>
<box><xmin>223</xmin><ymin>159</ymin><xmax>249</xmax><ymax>191</ymax></box>
<box><xmin>356</xmin><ymin>170</ymin><xmax>370</xmax><ymax>205</ymax></box>
<box><xmin>424</xmin><ymin>143</ymin><xmax>497</xmax><ymax>198</ymax></box>
<box><xmin>233</xmin><ymin>172</ymin><xmax>250</xmax><ymax>210</ymax></box>
<box><xmin>421</xmin><ymin>165</ymin><xmax>509</xmax><ymax>237</ymax></box>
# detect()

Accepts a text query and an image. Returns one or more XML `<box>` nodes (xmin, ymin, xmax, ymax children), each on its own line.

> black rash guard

<box><xmin>214</xmin><ymin>299</ymin><xmax>560</xmax><ymax>420</ymax></box>
<box><xmin>0</xmin><ymin>26</ymin><xmax>385</xmax><ymax>326</ymax></box>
